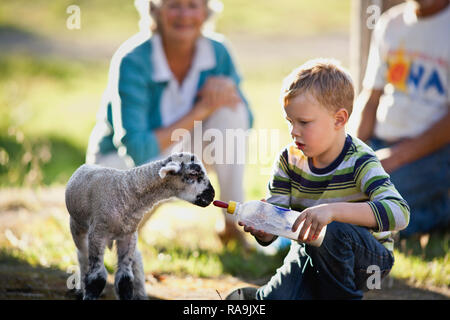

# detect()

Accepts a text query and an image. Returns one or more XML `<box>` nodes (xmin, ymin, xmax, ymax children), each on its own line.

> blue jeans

<box><xmin>256</xmin><ymin>222</ymin><xmax>394</xmax><ymax>300</ymax></box>
<box><xmin>369</xmin><ymin>138</ymin><xmax>450</xmax><ymax>237</ymax></box>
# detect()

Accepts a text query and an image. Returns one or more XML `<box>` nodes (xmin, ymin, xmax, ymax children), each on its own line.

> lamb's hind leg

<box><xmin>131</xmin><ymin>238</ymin><xmax>147</xmax><ymax>300</ymax></box>
<box><xmin>84</xmin><ymin>227</ymin><xmax>108</xmax><ymax>300</ymax></box>
<box><xmin>115</xmin><ymin>233</ymin><xmax>137</xmax><ymax>300</ymax></box>
<box><xmin>69</xmin><ymin>218</ymin><xmax>88</xmax><ymax>297</ymax></box>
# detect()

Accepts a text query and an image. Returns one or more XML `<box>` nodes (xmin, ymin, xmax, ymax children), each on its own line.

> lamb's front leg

<box><xmin>84</xmin><ymin>230</ymin><xmax>108</xmax><ymax>300</ymax></box>
<box><xmin>115</xmin><ymin>233</ymin><xmax>137</xmax><ymax>300</ymax></box>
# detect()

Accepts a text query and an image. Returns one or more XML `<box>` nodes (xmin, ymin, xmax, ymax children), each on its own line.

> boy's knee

<box><xmin>307</xmin><ymin>222</ymin><xmax>355</xmax><ymax>259</ymax></box>
<box><xmin>205</xmin><ymin>104</ymin><xmax>249</xmax><ymax>131</ymax></box>
<box><xmin>322</xmin><ymin>221</ymin><xmax>353</xmax><ymax>243</ymax></box>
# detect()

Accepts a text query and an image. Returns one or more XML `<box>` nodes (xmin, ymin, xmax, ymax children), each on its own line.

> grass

<box><xmin>0</xmin><ymin>191</ymin><xmax>448</xmax><ymax>289</ymax></box>
<box><xmin>391</xmin><ymin>234</ymin><xmax>450</xmax><ymax>287</ymax></box>
<box><xmin>0</xmin><ymin>0</ymin><xmax>140</xmax><ymax>45</ymax></box>
<box><xmin>391</xmin><ymin>251</ymin><xmax>449</xmax><ymax>288</ymax></box>
<box><xmin>218</xmin><ymin>0</ymin><xmax>350</xmax><ymax>37</ymax></box>
<box><xmin>0</xmin><ymin>56</ymin><xmax>106</xmax><ymax>186</ymax></box>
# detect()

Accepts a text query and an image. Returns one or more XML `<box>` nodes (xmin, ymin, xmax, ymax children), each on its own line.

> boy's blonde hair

<box><xmin>281</xmin><ymin>58</ymin><xmax>355</xmax><ymax>116</ymax></box>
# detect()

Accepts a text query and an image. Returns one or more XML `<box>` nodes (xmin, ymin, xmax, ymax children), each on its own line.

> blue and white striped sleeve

<box><xmin>355</xmin><ymin>155</ymin><xmax>410</xmax><ymax>232</ymax></box>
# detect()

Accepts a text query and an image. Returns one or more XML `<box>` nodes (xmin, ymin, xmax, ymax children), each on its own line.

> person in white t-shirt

<box><xmin>357</xmin><ymin>0</ymin><xmax>450</xmax><ymax>237</ymax></box>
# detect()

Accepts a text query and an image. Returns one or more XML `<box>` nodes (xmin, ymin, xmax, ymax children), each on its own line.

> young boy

<box><xmin>233</xmin><ymin>59</ymin><xmax>410</xmax><ymax>300</ymax></box>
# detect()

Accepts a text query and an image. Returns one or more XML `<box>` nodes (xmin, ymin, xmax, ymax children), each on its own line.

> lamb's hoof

<box><xmin>66</xmin><ymin>288</ymin><xmax>83</xmax><ymax>300</ymax></box>
<box><xmin>74</xmin><ymin>289</ymin><xmax>84</xmax><ymax>300</ymax></box>
<box><xmin>117</xmin><ymin>275</ymin><xmax>134</xmax><ymax>300</ymax></box>
<box><xmin>84</xmin><ymin>276</ymin><xmax>106</xmax><ymax>300</ymax></box>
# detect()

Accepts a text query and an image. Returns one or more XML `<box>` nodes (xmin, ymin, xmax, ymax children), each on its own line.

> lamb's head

<box><xmin>159</xmin><ymin>152</ymin><xmax>215</xmax><ymax>207</ymax></box>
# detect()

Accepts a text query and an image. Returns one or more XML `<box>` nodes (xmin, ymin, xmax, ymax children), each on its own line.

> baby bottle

<box><xmin>213</xmin><ymin>200</ymin><xmax>326</xmax><ymax>247</ymax></box>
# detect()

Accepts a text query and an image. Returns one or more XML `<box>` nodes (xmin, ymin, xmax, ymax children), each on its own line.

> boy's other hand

<box><xmin>238</xmin><ymin>221</ymin><xmax>275</xmax><ymax>243</ymax></box>
<box><xmin>292</xmin><ymin>204</ymin><xmax>334</xmax><ymax>243</ymax></box>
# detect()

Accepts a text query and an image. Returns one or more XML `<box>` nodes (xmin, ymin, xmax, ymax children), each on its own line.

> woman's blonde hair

<box><xmin>135</xmin><ymin>0</ymin><xmax>223</xmax><ymax>34</ymax></box>
<box><xmin>281</xmin><ymin>58</ymin><xmax>355</xmax><ymax>116</ymax></box>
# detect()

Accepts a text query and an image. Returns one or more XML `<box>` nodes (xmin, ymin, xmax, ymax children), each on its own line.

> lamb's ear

<box><xmin>159</xmin><ymin>162</ymin><xmax>181</xmax><ymax>179</ymax></box>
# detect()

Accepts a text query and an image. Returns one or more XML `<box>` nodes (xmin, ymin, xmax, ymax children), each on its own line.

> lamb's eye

<box><xmin>187</xmin><ymin>173</ymin><xmax>198</xmax><ymax>179</ymax></box>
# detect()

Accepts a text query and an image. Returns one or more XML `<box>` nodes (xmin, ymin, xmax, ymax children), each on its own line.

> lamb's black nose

<box><xmin>195</xmin><ymin>183</ymin><xmax>215</xmax><ymax>207</ymax></box>
<box><xmin>209</xmin><ymin>182</ymin><xmax>215</xmax><ymax>197</ymax></box>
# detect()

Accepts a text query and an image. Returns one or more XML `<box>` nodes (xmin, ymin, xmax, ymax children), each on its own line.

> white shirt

<box><xmin>363</xmin><ymin>2</ymin><xmax>450</xmax><ymax>141</ymax></box>
<box><xmin>151</xmin><ymin>33</ymin><xmax>216</xmax><ymax>127</ymax></box>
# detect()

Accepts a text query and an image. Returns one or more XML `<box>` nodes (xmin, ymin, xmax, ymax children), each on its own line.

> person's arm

<box><xmin>117</xmin><ymin>52</ymin><xmax>244</xmax><ymax>162</ymax></box>
<box><xmin>155</xmin><ymin>75</ymin><xmax>243</xmax><ymax>151</ymax></box>
<box><xmin>157</xmin><ymin>40</ymin><xmax>251</xmax><ymax>152</ymax></box>
<box><xmin>292</xmin><ymin>202</ymin><xmax>377</xmax><ymax>243</ymax></box>
<box><xmin>356</xmin><ymin>88</ymin><xmax>383</xmax><ymax>142</ymax></box>
<box><xmin>292</xmin><ymin>155</ymin><xmax>410</xmax><ymax>242</ymax></box>
<box><xmin>376</xmin><ymin>108</ymin><xmax>450</xmax><ymax>173</ymax></box>
<box><xmin>154</xmin><ymin>99</ymin><xmax>211</xmax><ymax>151</ymax></box>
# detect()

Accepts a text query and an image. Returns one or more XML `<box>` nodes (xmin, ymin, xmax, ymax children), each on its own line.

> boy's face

<box><xmin>284</xmin><ymin>93</ymin><xmax>341</xmax><ymax>160</ymax></box>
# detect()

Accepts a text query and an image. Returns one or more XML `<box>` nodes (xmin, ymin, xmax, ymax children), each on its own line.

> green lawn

<box><xmin>0</xmin><ymin>56</ymin><xmax>106</xmax><ymax>186</ymax></box>
<box><xmin>0</xmin><ymin>0</ymin><xmax>350</xmax><ymax>42</ymax></box>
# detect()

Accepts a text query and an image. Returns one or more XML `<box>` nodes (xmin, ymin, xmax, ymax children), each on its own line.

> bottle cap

<box><xmin>227</xmin><ymin>201</ymin><xmax>237</xmax><ymax>214</ymax></box>
<box><xmin>212</xmin><ymin>200</ymin><xmax>236</xmax><ymax>214</ymax></box>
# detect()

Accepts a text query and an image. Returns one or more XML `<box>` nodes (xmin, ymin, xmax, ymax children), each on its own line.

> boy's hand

<box><xmin>238</xmin><ymin>221</ymin><xmax>275</xmax><ymax>243</ymax></box>
<box><xmin>292</xmin><ymin>204</ymin><xmax>334</xmax><ymax>243</ymax></box>
<box><xmin>238</xmin><ymin>199</ymin><xmax>275</xmax><ymax>242</ymax></box>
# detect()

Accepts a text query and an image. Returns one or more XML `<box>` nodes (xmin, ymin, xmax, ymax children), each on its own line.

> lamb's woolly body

<box><xmin>65</xmin><ymin>153</ymin><xmax>214</xmax><ymax>300</ymax></box>
<box><xmin>67</xmin><ymin>160</ymin><xmax>173</xmax><ymax>235</ymax></box>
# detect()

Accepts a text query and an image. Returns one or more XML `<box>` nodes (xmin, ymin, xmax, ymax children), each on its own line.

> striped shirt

<box><xmin>266</xmin><ymin>134</ymin><xmax>410</xmax><ymax>251</ymax></box>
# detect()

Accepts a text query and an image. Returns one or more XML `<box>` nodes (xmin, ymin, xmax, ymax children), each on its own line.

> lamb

<box><xmin>65</xmin><ymin>152</ymin><xmax>215</xmax><ymax>300</ymax></box>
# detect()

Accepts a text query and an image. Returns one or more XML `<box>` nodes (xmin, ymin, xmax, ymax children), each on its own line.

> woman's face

<box><xmin>157</xmin><ymin>0</ymin><xmax>208</xmax><ymax>44</ymax></box>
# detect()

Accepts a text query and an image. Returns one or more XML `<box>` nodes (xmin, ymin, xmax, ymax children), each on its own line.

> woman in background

<box><xmin>86</xmin><ymin>0</ymin><xmax>253</xmax><ymax>246</ymax></box>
